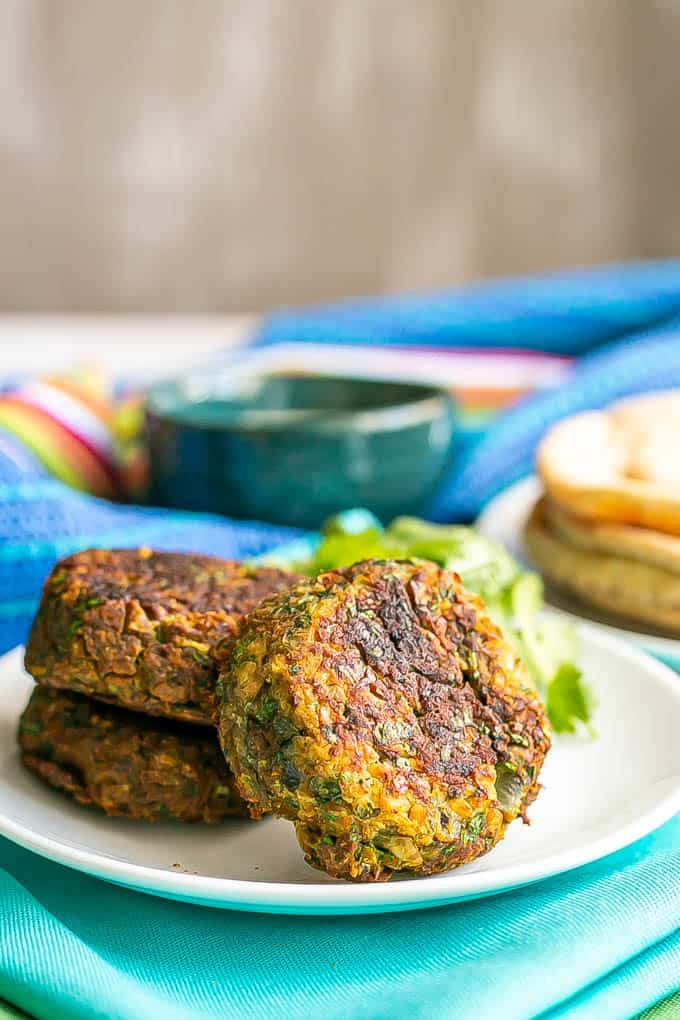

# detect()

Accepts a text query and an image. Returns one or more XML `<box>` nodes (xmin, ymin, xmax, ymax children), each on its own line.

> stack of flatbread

<box><xmin>525</xmin><ymin>390</ymin><xmax>680</xmax><ymax>634</ymax></box>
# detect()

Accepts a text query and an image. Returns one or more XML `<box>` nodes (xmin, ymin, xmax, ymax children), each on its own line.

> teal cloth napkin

<box><xmin>1</xmin><ymin>819</ymin><xmax>678</xmax><ymax>1020</ymax></box>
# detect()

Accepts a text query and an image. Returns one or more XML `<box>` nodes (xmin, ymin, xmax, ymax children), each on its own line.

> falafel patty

<box><xmin>25</xmin><ymin>548</ymin><xmax>298</xmax><ymax>725</ymax></box>
<box><xmin>19</xmin><ymin>685</ymin><xmax>249</xmax><ymax>823</ymax></box>
<box><xmin>218</xmin><ymin>558</ymin><xmax>550</xmax><ymax>882</ymax></box>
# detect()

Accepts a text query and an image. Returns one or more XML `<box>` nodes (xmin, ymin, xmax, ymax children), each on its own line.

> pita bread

<box><xmin>544</xmin><ymin>499</ymin><xmax>680</xmax><ymax>575</ymax></box>
<box><xmin>537</xmin><ymin>390</ymin><xmax>680</xmax><ymax>535</ymax></box>
<box><xmin>525</xmin><ymin>499</ymin><xmax>680</xmax><ymax>633</ymax></box>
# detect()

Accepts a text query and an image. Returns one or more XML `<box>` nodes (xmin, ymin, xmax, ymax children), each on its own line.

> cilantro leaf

<box><xmin>546</xmin><ymin>663</ymin><xmax>596</xmax><ymax>735</ymax></box>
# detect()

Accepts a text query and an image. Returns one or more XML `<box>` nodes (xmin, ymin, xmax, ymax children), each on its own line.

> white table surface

<box><xmin>0</xmin><ymin>316</ymin><xmax>257</xmax><ymax>381</ymax></box>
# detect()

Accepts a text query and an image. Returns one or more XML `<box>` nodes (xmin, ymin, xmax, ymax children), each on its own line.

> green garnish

<box><xmin>49</xmin><ymin>571</ymin><xmax>67</xmax><ymax>593</ymax></box>
<box><xmin>188</xmin><ymin>647</ymin><xmax>212</xmax><ymax>666</ymax></box>
<box><xmin>20</xmin><ymin>720</ymin><xmax>42</xmax><ymax>735</ymax></box>
<box><xmin>546</xmin><ymin>663</ymin><xmax>596</xmax><ymax>736</ymax></box>
<box><xmin>272</xmin><ymin>714</ymin><xmax>298</xmax><ymax>741</ymax></box>
<box><xmin>310</xmin><ymin>777</ymin><xmax>342</xmax><ymax>802</ymax></box>
<box><xmin>231</xmin><ymin>637</ymin><xmax>254</xmax><ymax>666</ymax></box>
<box><xmin>373</xmin><ymin>720</ymin><xmax>411</xmax><ymax>744</ymax></box>
<box><xmin>509</xmin><ymin>732</ymin><xmax>530</xmax><ymax>747</ymax></box>
<box><xmin>253</xmin><ymin>698</ymin><xmax>278</xmax><ymax>726</ymax></box>
<box><xmin>462</xmin><ymin>812</ymin><xmax>486</xmax><ymax>844</ymax></box>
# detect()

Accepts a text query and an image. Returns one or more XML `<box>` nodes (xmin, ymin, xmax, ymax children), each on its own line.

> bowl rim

<box><xmin>145</xmin><ymin>373</ymin><xmax>457</xmax><ymax>435</ymax></box>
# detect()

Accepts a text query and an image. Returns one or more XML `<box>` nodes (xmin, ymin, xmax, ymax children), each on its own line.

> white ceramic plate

<box><xmin>477</xmin><ymin>476</ymin><xmax>680</xmax><ymax>666</ymax></box>
<box><xmin>1</xmin><ymin>637</ymin><xmax>679</xmax><ymax>915</ymax></box>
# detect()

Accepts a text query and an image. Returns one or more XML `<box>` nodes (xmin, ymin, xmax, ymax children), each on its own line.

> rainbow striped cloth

<box><xmin>0</xmin><ymin>369</ymin><xmax>144</xmax><ymax>500</ymax></box>
<box><xmin>0</xmin><ymin>342</ymin><xmax>572</xmax><ymax>505</ymax></box>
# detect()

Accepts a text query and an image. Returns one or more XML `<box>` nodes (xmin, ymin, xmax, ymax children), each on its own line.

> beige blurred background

<box><xmin>1</xmin><ymin>0</ymin><xmax>679</xmax><ymax>313</ymax></box>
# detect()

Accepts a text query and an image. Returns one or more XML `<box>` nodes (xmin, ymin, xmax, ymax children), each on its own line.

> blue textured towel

<box><xmin>1</xmin><ymin>822</ymin><xmax>678</xmax><ymax>1020</ymax></box>
<box><xmin>255</xmin><ymin>260</ymin><xmax>680</xmax><ymax>353</ymax></box>
<box><xmin>2</xmin><ymin>262</ymin><xmax>680</xmax><ymax>1019</ymax></box>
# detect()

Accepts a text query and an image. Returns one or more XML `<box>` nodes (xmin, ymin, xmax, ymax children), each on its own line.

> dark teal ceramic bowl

<box><xmin>145</xmin><ymin>373</ymin><xmax>456</xmax><ymax>529</ymax></box>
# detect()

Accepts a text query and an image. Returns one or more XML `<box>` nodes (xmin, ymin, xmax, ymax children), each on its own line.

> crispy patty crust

<box><xmin>19</xmin><ymin>685</ymin><xmax>249</xmax><ymax>822</ymax></box>
<box><xmin>218</xmin><ymin>559</ymin><xmax>550</xmax><ymax>881</ymax></box>
<box><xmin>25</xmin><ymin>549</ymin><xmax>298</xmax><ymax>725</ymax></box>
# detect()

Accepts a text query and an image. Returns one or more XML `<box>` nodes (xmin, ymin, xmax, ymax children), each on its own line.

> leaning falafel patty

<box><xmin>24</xmin><ymin>548</ymin><xmax>298</xmax><ymax>725</ymax></box>
<box><xmin>218</xmin><ymin>558</ymin><xmax>550</xmax><ymax>882</ymax></box>
<box><xmin>19</xmin><ymin>685</ymin><xmax>250</xmax><ymax>823</ymax></box>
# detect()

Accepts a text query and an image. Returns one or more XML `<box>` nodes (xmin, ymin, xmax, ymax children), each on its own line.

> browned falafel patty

<box><xmin>24</xmin><ymin>548</ymin><xmax>298</xmax><ymax>725</ymax></box>
<box><xmin>19</xmin><ymin>685</ymin><xmax>250</xmax><ymax>823</ymax></box>
<box><xmin>218</xmin><ymin>558</ymin><xmax>550</xmax><ymax>882</ymax></box>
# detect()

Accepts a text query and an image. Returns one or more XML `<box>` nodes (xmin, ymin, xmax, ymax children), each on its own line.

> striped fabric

<box><xmin>0</xmin><ymin>370</ymin><xmax>142</xmax><ymax>500</ymax></box>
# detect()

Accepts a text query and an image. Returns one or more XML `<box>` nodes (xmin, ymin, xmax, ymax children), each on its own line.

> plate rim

<box><xmin>1</xmin><ymin>634</ymin><xmax>679</xmax><ymax>915</ymax></box>
<box><xmin>477</xmin><ymin>475</ymin><xmax>680</xmax><ymax>659</ymax></box>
